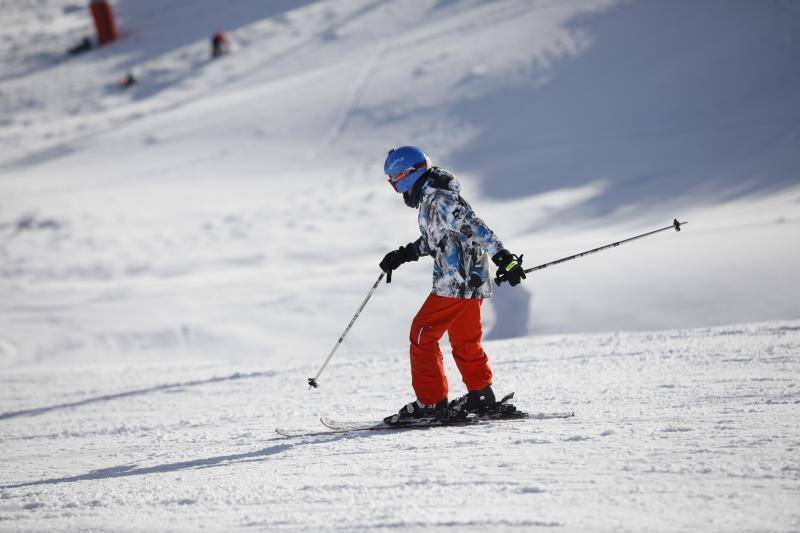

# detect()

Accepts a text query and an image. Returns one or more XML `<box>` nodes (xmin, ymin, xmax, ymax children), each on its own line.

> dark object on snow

<box><xmin>117</xmin><ymin>72</ymin><xmax>137</xmax><ymax>89</ymax></box>
<box><xmin>15</xmin><ymin>214</ymin><xmax>61</xmax><ymax>232</ymax></box>
<box><xmin>211</xmin><ymin>31</ymin><xmax>230</xmax><ymax>58</ymax></box>
<box><xmin>68</xmin><ymin>36</ymin><xmax>93</xmax><ymax>55</ymax></box>
<box><xmin>90</xmin><ymin>0</ymin><xmax>119</xmax><ymax>46</ymax></box>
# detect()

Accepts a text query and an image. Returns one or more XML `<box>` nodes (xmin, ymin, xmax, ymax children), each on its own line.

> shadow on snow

<box><xmin>448</xmin><ymin>0</ymin><xmax>800</xmax><ymax>221</ymax></box>
<box><xmin>0</xmin><ymin>371</ymin><xmax>275</xmax><ymax>421</ymax></box>
<box><xmin>1</xmin><ymin>430</ymin><xmax>392</xmax><ymax>489</ymax></box>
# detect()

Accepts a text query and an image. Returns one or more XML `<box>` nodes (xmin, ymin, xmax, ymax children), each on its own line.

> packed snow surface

<box><xmin>2</xmin><ymin>321</ymin><xmax>800</xmax><ymax>531</ymax></box>
<box><xmin>1</xmin><ymin>0</ymin><xmax>799</xmax><ymax>530</ymax></box>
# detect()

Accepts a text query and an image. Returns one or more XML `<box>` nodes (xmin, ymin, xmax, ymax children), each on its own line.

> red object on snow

<box><xmin>90</xmin><ymin>0</ymin><xmax>119</xmax><ymax>45</ymax></box>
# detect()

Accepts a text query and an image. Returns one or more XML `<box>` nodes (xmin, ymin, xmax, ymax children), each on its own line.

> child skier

<box><xmin>380</xmin><ymin>146</ymin><xmax>526</xmax><ymax>425</ymax></box>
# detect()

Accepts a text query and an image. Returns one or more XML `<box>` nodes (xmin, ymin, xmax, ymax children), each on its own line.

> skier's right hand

<box><xmin>492</xmin><ymin>249</ymin><xmax>526</xmax><ymax>286</ymax></box>
<box><xmin>380</xmin><ymin>244</ymin><xmax>419</xmax><ymax>273</ymax></box>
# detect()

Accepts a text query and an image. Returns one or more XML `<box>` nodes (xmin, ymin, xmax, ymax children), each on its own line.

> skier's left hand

<box><xmin>492</xmin><ymin>249</ymin><xmax>526</xmax><ymax>286</ymax></box>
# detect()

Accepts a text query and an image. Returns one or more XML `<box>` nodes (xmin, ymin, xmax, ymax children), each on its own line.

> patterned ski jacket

<box><xmin>407</xmin><ymin>168</ymin><xmax>504</xmax><ymax>299</ymax></box>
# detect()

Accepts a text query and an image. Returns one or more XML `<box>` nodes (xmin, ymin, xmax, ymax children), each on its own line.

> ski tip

<box><xmin>524</xmin><ymin>411</ymin><xmax>576</xmax><ymax>420</ymax></box>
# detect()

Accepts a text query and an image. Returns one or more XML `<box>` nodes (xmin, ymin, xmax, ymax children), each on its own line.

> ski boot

<box><xmin>449</xmin><ymin>385</ymin><xmax>497</xmax><ymax>417</ymax></box>
<box><xmin>383</xmin><ymin>398</ymin><xmax>449</xmax><ymax>425</ymax></box>
<box><xmin>451</xmin><ymin>387</ymin><xmax>525</xmax><ymax>419</ymax></box>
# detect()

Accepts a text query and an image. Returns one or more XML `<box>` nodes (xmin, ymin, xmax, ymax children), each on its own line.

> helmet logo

<box><xmin>388</xmin><ymin>157</ymin><xmax>406</xmax><ymax>176</ymax></box>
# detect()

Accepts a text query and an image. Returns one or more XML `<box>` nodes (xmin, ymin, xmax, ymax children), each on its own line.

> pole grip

<box><xmin>386</xmin><ymin>270</ymin><xmax>392</xmax><ymax>283</ymax></box>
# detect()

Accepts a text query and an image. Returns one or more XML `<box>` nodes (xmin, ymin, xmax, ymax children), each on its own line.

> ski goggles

<box><xmin>387</xmin><ymin>161</ymin><xmax>428</xmax><ymax>192</ymax></box>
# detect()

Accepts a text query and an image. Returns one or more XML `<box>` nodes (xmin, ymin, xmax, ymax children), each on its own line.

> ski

<box><xmin>275</xmin><ymin>411</ymin><xmax>574</xmax><ymax>438</ymax></box>
<box><xmin>274</xmin><ymin>416</ymin><xmax>477</xmax><ymax>438</ymax></box>
<box><xmin>319</xmin><ymin>415</ymin><xmax>480</xmax><ymax>432</ymax></box>
<box><xmin>275</xmin><ymin>412</ymin><xmax>574</xmax><ymax>438</ymax></box>
<box><xmin>320</xmin><ymin>410</ymin><xmax>574</xmax><ymax>432</ymax></box>
<box><xmin>274</xmin><ymin>426</ymin><xmax>357</xmax><ymax>438</ymax></box>
<box><xmin>275</xmin><ymin>393</ymin><xmax>574</xmax><ymax>438</ymax></box>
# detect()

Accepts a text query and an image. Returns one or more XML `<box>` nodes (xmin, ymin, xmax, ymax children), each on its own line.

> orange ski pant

<box><xmin>409</xmin><ymin>293</ymin><xmax>493</xmax><ymax>405</ymax></box>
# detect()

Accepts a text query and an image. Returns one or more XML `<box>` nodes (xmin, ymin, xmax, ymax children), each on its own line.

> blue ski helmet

<box><xmin>384</xmin><ymin>146</ymin><xmax>431</xmax><ymax>193</ymax></box>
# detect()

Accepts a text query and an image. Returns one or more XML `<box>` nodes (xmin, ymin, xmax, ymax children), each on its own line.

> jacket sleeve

<box><xmin>424</xmin><ymin>192</ymin><xmax>504</xmax><ymax>258</ymax></box>
<box><xmin>461</xmin><ymin>208</ymin><xmax>504</xmax><ymax>258</ymax></box>
<box><xmin>411</xmin><ymin>236</ymin><xmax>430</xmax><ymax>257</ymax></box>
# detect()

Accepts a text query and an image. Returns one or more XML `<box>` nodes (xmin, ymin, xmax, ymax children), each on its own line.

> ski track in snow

<box><xmin>1</xmin><ymin>321</ymin><xmax>799</xmax><ymax>531</ymax></box>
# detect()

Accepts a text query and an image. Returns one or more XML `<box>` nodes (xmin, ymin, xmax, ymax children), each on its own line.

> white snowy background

<box><xmin>1</xmin><ymin>0</ymin><xmax>799</xmax><ymax>531</ymax></box>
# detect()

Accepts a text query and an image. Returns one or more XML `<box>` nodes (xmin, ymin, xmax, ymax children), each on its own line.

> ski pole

<box><xmin>496</xmin><ymin>218</ymin><xmax>687</xmax><ymax>285</ymax></box>
<box><xmin>308</xmin><ymin>271</ymin><xmax>387</xmax><ymax>389</ymax></box>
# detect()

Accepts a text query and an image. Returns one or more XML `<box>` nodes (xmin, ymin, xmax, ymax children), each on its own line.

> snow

<box><xmin>1</xmin><ymin>0</ymin><xmax>799</xmax><ymax>530</ymax></box>
<box><xmin>2</xmin><ymin>321</ymin><xmax>799</xmax><ymax>531</ymax></box>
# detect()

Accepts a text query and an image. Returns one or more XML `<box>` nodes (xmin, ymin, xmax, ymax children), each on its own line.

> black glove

<box><xmin>380</xmin><ymin>244</ymin><xmax>419</xmax><ymax>273</ymax></box>
<box><xmin>492</xmin><ymin>249</ymin><xmax>526</xmax><ymax>286</ymax></box>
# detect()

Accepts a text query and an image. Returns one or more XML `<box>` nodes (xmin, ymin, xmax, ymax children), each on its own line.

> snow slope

<box><xmin>2</xmin><ymin>321</ymin><xmax>799</xmax><ymax>531</ymax></box>
<box><xmin>1</xmin><ymin>0</ymin><xmax>799</xmax><ymax>366</ymax></box>
<box><xmin>1</xmin><ymin>0</ymin><xmax>800</xmax><ymax>530</ymax></box>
